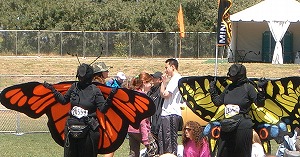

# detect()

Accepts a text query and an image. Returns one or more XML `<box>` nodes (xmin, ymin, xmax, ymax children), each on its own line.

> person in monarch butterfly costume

<box><xmin>209</xmin><ymin>63</ymin><xmax>267</xmax><ymax>157</ymax></box>
<box><xmin>0</xmin><ymin>61</ymin><xmax>155</xmax><ymax>157</ymax></box>
<box><xmin>43</xmin><ymin>63</ymin><xmax>112</xmax><ymax>157</ymax></box>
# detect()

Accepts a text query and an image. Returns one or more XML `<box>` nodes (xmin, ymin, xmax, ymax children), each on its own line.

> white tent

<box><xmin>229</xmin><ymin>0</ymin><xmax>300</xmax><ymax>64</ymax></box>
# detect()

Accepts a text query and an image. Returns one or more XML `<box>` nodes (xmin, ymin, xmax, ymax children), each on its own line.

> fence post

<box><xmin>151</xmin><ymin>33</ymin><xmax>154</xmax><ymax>58</ymax></box>
<box><xmin>38</xmin><ymin>30</ymin><xmax>40</xmax><ymax>56</ymax></box>
<box><xmin>83</xmin><ymin>31</ymin><xmax>86</xmax><ymax>57</ymax></box>
<box><xmin>60</xmin><ymin>32</ymin><xmax>63</xmax><ymax>56</ymax></box>
<box><xmin>128</xmin><ymin>32</ymin><xmax>131</xmax><ymax>58</ymax></box>
<box><xmin>174</xmin><ymin>32</ymin><xmax>178</xmax><ymax>58</ymax></box>
<box><xmin>105</xmin><ymin>32</ymin><xmax>109</xmax><ymax>56</ymax></box>
<box><xmin>15</xmin><ymin>112</ymin><xmax>22</xmax><ymax>135</ymax></box>
<box><xmin>197</xmin><ymin>32</ymin><xmax>199</xmax><ymax>58</ymax></box>
<box><xmin>15</xmin><ymin>31</ymin><xmax>18</xmax><ymax>55</ymax></box>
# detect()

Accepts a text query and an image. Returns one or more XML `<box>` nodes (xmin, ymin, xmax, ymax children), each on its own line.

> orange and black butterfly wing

<box><xmin>96</xmin><ymin>108</ymin><xmax>130</xmax><ymax>154</ymax></box>
<box><xmin>44</xmin><ymin>81</ymin><xmax>75</xmax><ymax>146</ymax></box>
<box><xmin>95</xmin><ymin>83</ymin><xmax>156</xmax><ymax>154</ymax></box>
<box><xmin>0</xmin><ymin>81</ymin><xmax>73</xmax><ymax>147</ymax></box>
<box><xmin>0</xmin><ymin>82</ymin><xmax>52</xmax><ymax>118</ymax></box>
<box><xmin>0</xmin><ymin>81</ymin><xmax>156</xmax><ymax>153</ymax></box>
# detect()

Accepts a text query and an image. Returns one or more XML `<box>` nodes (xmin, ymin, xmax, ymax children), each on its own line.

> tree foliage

<box><xmin>1</xmin><ymin>0</ymin><xmax>295</xmax><ymax>32</ymax></box>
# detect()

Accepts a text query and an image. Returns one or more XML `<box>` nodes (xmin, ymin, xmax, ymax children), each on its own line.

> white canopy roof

<box><xmin>231</xmin><ymin>0</ymin><xmax>300</xmax><ymax>22</ymax></box>
<box><xmin>230</xmin><ymin>0</ymin><xmax>300</xmax><ymax>64</ymax></box>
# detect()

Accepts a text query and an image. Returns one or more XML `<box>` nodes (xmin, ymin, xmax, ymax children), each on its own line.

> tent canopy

<box><xmin>229</xmin><ymin>0</ymin><xmax>300</xmax><ymax>64</ymax></box>
<box><xmin>231</xmin><ymin>0</ymin><xmax>300</xmax><ymax>22</ymax></box>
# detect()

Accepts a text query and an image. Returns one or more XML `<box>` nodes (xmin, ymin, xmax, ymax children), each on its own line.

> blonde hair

<box><xmin>253</xmin><ymin>129</ymin><xmax>262</xmax><ymax>144</ymax></box>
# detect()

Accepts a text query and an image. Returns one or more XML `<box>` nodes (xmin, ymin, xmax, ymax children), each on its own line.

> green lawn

<box><xmin>0</xmin><ymin>133</ymin><xmax>279</xmax><ymax>157</ymax></box>
<box><xmin>0</xmin><ymin>133</ymin><xmax>130</xmax><ymax>157</ymax></box>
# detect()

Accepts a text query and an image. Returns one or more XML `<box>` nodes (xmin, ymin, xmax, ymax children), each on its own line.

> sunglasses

<box><xmin>184</xmin><ymin>127</ymin><xmax>192</xmax><ymax>131</ymax></box>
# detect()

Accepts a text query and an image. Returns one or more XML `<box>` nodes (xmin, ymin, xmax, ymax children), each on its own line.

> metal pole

<box><xmin>15</xmin><ymin>31</ymin><xmax>18</xmax><ymax>55</ymax></box>
<box><xmin>16</xmin><ymin>112</ymin><xmax>21</xmax><ymax>135</ymax></box>
<box><xmin>38</xmin><ymin>30</ymin><xmax>40</xmax><ymax>56</ymax></box>
<box><xmin>106</xmin><ymin>33</ymin><xmax>109</xmax><ymax>56</ymax></box>
<box><xmin>60</xmin><ymin>32</ymin><xmax>63</xmax><ymax>56</ymax></box>
<box><xmin>128</xmin><ymin>32</ymin><xmax>131</xmax><ymax>58</ymax></box>
<box><xmin>197</xmin><ymin>32</ymin><xmax>200</xmax><ymax>58</ymax></box>
<box><xmin>179</xmin><ymin>37</ymin><xmax>182</xmax><ymax>58</ymax></box>
<box><xmin>83</xmin><ymin>31</ymin><xmax>86</xmax><ymax>58</ymax></box>
<box><xmin>174</xmin><ymin>33</ymin><xmax>178</xmax><ymax>58</ymax></box>
<box><xmin>214</xmin><ymin>42</ymin><xmax>219</xmax><ymax>78</ymax></box>
<box><xmin>151</xmin><ymin>33</ymin><xmax>154</xmax><ymax>58</ymax></box>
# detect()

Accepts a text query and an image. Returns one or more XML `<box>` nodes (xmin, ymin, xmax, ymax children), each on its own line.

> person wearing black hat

<box><xmin>43</xmin><ymin>63</ymin><xmax>114</xmax><ymax>157</ymax></box>
<box><xmin>208</xmin><ymin>63</ymin><xmax>267</xmax><ymax>157</ymax></box>
<box><xmin>148</xmin><ymin>71</ymin><xmax>164</xmax><ymax>154</ymax></box>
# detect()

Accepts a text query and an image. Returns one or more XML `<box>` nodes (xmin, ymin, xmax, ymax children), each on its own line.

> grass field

<box><xmin>1</xmin><ymin>56</ymin><xmax>300</xmax><ymax>89</ymax></box>
<box><xmin>0</xmin><ymin>56</ymin><xmax>299</xmax><ymax>156</ymax></box>
<box><xmin>0</xmin><ymin>133</ymin><xmax>280</xmax><ymax>156</ymax></box>
<box><xmin>1</xmin><ymin>56</ymin><xmax>300</xmax><ymax>78</ymax></box>
<box><xmin>0</xmin><ymin>133</ymin><xmax>130</xmax><ymax>156</ymax></box>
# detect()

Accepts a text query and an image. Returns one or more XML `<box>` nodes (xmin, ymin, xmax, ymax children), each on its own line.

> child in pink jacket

<box><xmin>128</xmin><ymin>72</ymin><xmax>158</xmax><ymax>157</ymax></box>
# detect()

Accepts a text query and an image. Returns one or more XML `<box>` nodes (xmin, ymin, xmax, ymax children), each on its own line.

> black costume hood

<box><xmin>227</xmin><ymin>63</ymin><xmax>247</xmax><ymax>84</ymax></box>
<box><xmin>76</xmin><ymin>63</ymin><xmax>94</xmax><ymax>88</ymax></box>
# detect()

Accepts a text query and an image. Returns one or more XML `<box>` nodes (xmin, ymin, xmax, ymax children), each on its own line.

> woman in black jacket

<box><xmin>209</xmin><ymin>63</ymin><xmax>267</xmax><ymax>157</ymax></box>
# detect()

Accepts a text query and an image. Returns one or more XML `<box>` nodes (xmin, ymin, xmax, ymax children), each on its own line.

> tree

<box><xmin>0</xmin><ymin>0</ymin><xmax>272</xmax><ymax>32</ymax></box>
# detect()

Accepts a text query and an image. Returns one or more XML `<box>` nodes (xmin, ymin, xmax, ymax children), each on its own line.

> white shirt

<box><xmin>161</xmin><ymin>73</ymin><xmax>182</xmax><ymax>116</ymax></box>
<box><xmin>252</xmin><ymin>143</ymin><xmax>266</xmax><ymax>157</ymax></box>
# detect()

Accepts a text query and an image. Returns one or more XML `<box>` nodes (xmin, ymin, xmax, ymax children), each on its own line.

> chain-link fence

<box><xmin>0</xmin><ymin>30</ymin><xmax>217</xmax><ymax>58</ymax></box>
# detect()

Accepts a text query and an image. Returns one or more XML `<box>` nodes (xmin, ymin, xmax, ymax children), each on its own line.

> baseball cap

<box><xmin>117</xmin><ymin>72</ymin><xmax>126</xmax><ymax>80</ymax></box>
<box><xmin>93</xmin><ymin>62</ymin><xmax>112</xmax><ymax>74</ymax></box>
<box><xmin>151</xmin><ymin>71</ymin><xmax>163</xmax><ymax>79</ymax></box>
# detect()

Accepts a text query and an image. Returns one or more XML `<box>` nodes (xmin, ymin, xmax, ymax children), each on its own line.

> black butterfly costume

<box><xmin>0</xmin><ymin>80</ymin><xmax>155</xmax><ymax>154</ymax></box>
<box><xmin>178</xmin><ymin>75</ymin><xmax>300</xmax><ymax>154</ymax></box>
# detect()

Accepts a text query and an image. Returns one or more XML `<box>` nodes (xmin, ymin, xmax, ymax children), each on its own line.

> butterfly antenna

<box><xmin>89</xmin><ymin>45</ymin><xmax>103</xmax><ymax>65</ymax></box>
<box><xmin>76</xmin><ymin>54</ymin><xmax>81</xmax><ymax>65</ymax></box>
<box><xmin>67</xmin><ymin>52</ymin><xmax>81</xmax><ymax>65</ymax></box>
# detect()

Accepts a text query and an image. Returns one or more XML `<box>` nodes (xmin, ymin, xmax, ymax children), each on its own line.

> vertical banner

<box><xmin>217</xmin><ymin>0</ymin><xmax>232</xmax><ymax>46</ymax></box>
<box><xmin>177</xmin><ymin>4</ymin><xmax>185</xmax><ymax>38</ymax></box>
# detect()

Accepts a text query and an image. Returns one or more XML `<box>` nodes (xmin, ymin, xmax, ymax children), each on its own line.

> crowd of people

<box><xmin>43</xmin><ymin>59</ymin><xmax>295</xmax><ymax>157</ymax></box>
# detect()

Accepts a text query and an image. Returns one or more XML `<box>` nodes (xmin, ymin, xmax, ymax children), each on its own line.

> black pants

<box><xmin>64</xmin><ymin>118</ymin><xmax>99</xmax><ymax>157</ymax></box>
<box><xmin>217</xmin><ymin>127</ymin><xmax>252</xmax><ymax>157</ymax></box>
<box><xmin>158</xmin><ymin>114</ymin><xmax>182</xmax><ymax>155</ymax></box>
